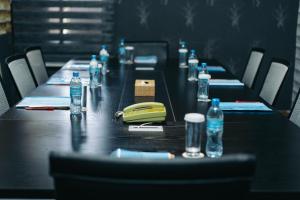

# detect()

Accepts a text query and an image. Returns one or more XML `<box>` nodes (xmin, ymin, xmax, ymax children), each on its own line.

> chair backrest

<box><xmin>6</xmin><ymin>54</ymin><xmax>36</xmax><ymax>98</ymax></box>
<box><xmin>259</xmin><ymin>60</ymin><xmax>289</xmax><ymax>105</ymax></box>
<box><xmin>242</xmin><ymin>48</ymin><xmax>265</xmax><ymax>88</ymax></box>
<box><xmin>25</xmin><ymin>46</ymin><xmax>48</xmax><ymax>86</ymax></box>
<box><xmin>0</xmin><ymin>78</ymin><xmax>9</xmax><ymax>116</ymax></box>
<box><xmin>289</xmin><ymin>89</ymin><xmax>300</xmax><ymax>127</ymax></box>
<box><xmin>125</xmin><ymin>41</ymin><xmax>168</xmax><ymax>70</ymax></box>
<box><xmin>50</xmin><ymin>152</ymin><xmax>256</xmax><ymax>200</ymax></box>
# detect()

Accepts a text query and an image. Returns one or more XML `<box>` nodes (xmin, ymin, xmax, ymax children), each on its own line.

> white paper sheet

<box><xmin>16</xmin><ymin>96</ymin><xmax>70</xmax><ymax>108</ymax></box>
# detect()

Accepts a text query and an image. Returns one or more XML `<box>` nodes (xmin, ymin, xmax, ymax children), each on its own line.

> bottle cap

<box><xmin>190</xmin><ymin>49</ymin><xmax>196</xmax><ymax>54</ymax></box>
<box><xmin>101</xmin><ymin>45</ymin><xmax>107</xmax><ymax>49</ymax></box>
<box><xmin>91</xmin><ymin>55</ymin><xmax>97</xmax><ymax>59</ymax></box>
<box><xmin>73</xmin><ymin>71</ymin><xmax>79</xmax><ymax>77</ymax></box>
<box><xmin>212</xmin><ymin>98</ymin><xmax>220</xmax><ymax>106</ymax></box>
<box><xmin>202</xmin><ymin>62</ymin><xmax>207</xmax><ymax>67</ymax></box>
<box><xmin>184</xmin><ymin>113</ymin><xmax>205</xmax><ymax>123</ymax></box>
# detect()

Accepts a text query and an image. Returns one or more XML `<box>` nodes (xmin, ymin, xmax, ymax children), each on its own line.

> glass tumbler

<box><xmin>182</xmin><ymin>113</ymin><xmax>205</xmax><ymax>159</ymax></box>
<box><xmin>125</xmin><ymin>46</ymin><xmax>135</xmax><ymax>64</ymax></box>
<box><xmin>197</xmin><ymin>74</ymin><xmax>211</xmax><ymax>102</ymax></box>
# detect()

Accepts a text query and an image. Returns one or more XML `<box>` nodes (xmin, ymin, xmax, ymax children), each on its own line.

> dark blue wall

<box><xmin>0</xmin><ymin>34</ymin><xmax>13</xmax><ymax>76</ymax></box>
<box><xmin>115</xmin><ymin>0</ymin><xmax>299</xmax><ymax>109</ymax></box>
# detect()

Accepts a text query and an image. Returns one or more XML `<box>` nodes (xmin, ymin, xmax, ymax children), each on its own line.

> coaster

<box><xmin>182</xmin><ymin>152</ymin><xmax>205</xmax><ymax>159</ymax></box>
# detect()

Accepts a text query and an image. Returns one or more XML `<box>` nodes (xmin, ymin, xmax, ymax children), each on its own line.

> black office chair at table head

<box><xmin>49</xmin><ymin>152</ymin><xmax>256</xmax><ymax>200</ymax></box>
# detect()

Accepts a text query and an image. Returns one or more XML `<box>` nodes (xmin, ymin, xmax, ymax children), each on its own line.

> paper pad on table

<box><xmin>16</xmin><ymin>97</ymin><xmax>70</xmax><ymax>109</ymax></box>
<box><xmin>219</xmin><ymin>102</ymin><xmax>272</xmax><ymax>111</ymax></box>
<box><xmin>47</xmin><ymin>77</ymin><xmax>89</xmax><ymax>85</ymax></box>
<box><xmin>209</xmin><ymin>79</ymin><xmax>244</xmax><ymax>86</ymax></box>
<box><xmin>64</xmin><ymin>64</ymin><xmax>90</xmax><ymax>71</ymax></box>
<box><xmin>134</xmin><ymin>56</ymin><xmax>158</xmax><ymax>64</ymax></box>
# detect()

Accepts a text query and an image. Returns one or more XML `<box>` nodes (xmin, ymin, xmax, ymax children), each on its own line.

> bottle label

<box><xmin>119</xmin><ymin>47</ymin><xmax>126</xmax><ymax>55</ymax></box>
<box><xmin>100</xmin><ymin>55</ymin><xmax>109</xmax><ymax>62</ymax></box>
<box><xmin>207</xmin><ymin>119</ymin><xmax>223</xmax><ymax>130</ymax></box>
<box><xmin>179</xmin><ymin>49</ymin><xmax>188</xmax><ymax>53</ymax></box>
<box><xmin>70</xmin><ymin>86</ymin><xmax>82</xmax><ymax>96</ymax></box>
<box><xmin>188</xmin><ymin>59</ymin><xmax>199</xmax><ymax>64</ymax></box>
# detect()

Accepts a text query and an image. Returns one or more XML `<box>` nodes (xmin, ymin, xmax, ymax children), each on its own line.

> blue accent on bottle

<box><xmin>199</xmin><ymin>62</ymin><xmax>208</xmax><ymax>74</ymax></box>
<box><xmin>206</xmin><ymin>98</ymin><xmax>224</xmax><ymax>158</ymax></box>
<box><xmin>70</xmin><ymin>71</ymin><xmax>82</xmax><ymax>115</ymax></box>
<box><xmin>89</xmin><ymin>54</ymin><xmax>100</xmax><ymax>88</ymax></box>
<box><xmin>99</xmin><ymin>45</ymin><xmax>109</xmax><ymax>75</ymax></box>
<box><xmin>118</xmin><ymin>38</ymin><xmax>126</xmax><ymax>64</ymax></box>
<box><xmin>179</xmin><ymin>40</ymin><xmax>188</xmax><ymax>67</ymax></box>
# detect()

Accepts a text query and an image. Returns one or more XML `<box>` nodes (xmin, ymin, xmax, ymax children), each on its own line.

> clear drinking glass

<box><xmin>125</xmin><ymin>46</ymin><xmax>135</xmax><ymax>64</ymax></box>
<box><xmin>197</xmin><ymin>74</ymin><xmax>211</xmax><ymax>102</ymax></box>
<box><xmin>182</xmin><ymin>113</ymin><xmax>205</xmax><ymax>158</ymax></box>
<box><xmin>188</xmin><ymin>59</ymin><xmax>199</xmax><ymax>82</ymax></box>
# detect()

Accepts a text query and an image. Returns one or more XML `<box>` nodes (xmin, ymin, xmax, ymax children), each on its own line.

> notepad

<box><xmin>64</xmin><ymin>64</ymin><xmax>90</xmax><ymax>71</ymax></box>
<box><xmin>207</xmin><ymin>66</ymin><xmax>226</xmax><ymax>72</ymax></box>
<box><xmin>16</xmin><ymin>96</ymin><xmax>70</xmax><ymax>109</ymax></box>
<box><xmin>110</xmin><ymin>148</ymin><xmax>174</xmax><ymax>159</ymax></box>
<box><xmin>134</xmin><ymin>56</ymin><xmax>158</xmax><ymax>64</ymax></box>
<box><xmin>219</xmin><ymin>102</ymin><xmax>272</xmax><ymax>111</ymax></box>
<box><xmin>47</xmin><ymin>77</ymin><xmax>89</xmax><ymax>85</ymax></box>
<box><xmin>209</xmin><ymin>79</ymin><xmax>244</xmax><ymax>86</ymax></box>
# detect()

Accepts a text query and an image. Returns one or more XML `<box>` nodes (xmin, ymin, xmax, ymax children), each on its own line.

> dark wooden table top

<box><xmin>0</xmin><ymin>59</ymin><xmax>300</xmax><ymax>198</ymax></box>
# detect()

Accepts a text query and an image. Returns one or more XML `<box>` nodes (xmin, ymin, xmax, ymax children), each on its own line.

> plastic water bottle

<box><xmin>199</xmin><ymin>62</ymin><xmax>208</xmax><ymax>74</ymax></box>
<box><xmin>89</xmin><ymin>55</ymin><xmax>100</xmax><ymax>88</ymax></box>
<box><xmin>188</xmin><ymin>49</ymin><xmax>199</xmax><ymax>81</ymax></box>
<box><xmin>70</xmin><ymin>72</ymin><xmax>82</xmax><ymax>115</ymax></box>
<box><xmin>206</xmin><ymin>98</ymin><xmax>224</xmax><ymax>158</ymax></box>
<box><xmin>118</xmin><ymin>38</ymin><xmax>126</xmax><ymax>64</ymax></box>
<box><xmin>99</xmin><ymin>45</ymin><xmax>109</xmax><ymax>75</ymax></box>
<box><xmin>178</xmin><ymin>40</ymin><xmax>188</xmax><ymax>68</ymax></box>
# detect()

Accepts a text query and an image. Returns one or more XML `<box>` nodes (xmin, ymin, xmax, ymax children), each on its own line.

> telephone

<box><xmin>116</xmin><ymin>102</ymin><xmax>166</xmax><ymax>123</ymax></box>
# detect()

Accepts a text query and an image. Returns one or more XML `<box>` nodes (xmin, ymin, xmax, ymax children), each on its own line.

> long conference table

<box><xmin>0</xmin><ymin>58</ymin><xmax>300</xmax><ymax>199</ymax></box>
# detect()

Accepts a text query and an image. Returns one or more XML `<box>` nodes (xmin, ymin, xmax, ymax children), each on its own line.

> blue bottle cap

<box><xmin>101</xmin><ymin>45</ymin><xmax>107</xmax><ymax>49</ymax></box>
<box><xmin>202</xmin><ymin>62</ymin><xmax>207</xmax><ymax>67</ymax></box>
<box><xmin>73</xmin><ymin>71</ymin><xmax>79</xmax><ymax>77</ymax></box>
<box><xmin>191</xmin><ymin>49</ymin><xmax>196</xmax><ymax>54</ymax></box>
<box><xmin>212</xmin><ymin>98</ymin><xmax>220</xmax><ymax>107</ymax></box>
<box><xmin>91</xmin><ymin>55</ymin><xmax>97</xmax><ymax>59</ymax></box>
<box><xmin>120</xmin><ymin>38</ymin><xmax>125</xmax><ymax>42</ymax></box>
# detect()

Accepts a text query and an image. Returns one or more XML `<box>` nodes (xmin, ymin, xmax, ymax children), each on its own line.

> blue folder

<box><xmin>110</xmin><ymin>148</ymin><xmax>173</xmax><ymax>159</ymax></box>
<box><xmin>207</xmin><ymin>66</ymin><xmax>226</xmax><ymax>72</ymax></box>
<box><xmin>134</xmin><ymin>56</ymin><xmax>158</xmax><ymax>64</ymax></box>
<box><xmin>219</xmin><ymin>102</ymin><xmax>272</xmax><ymax>111</ymax></box>
<box><xmin>209</xmin><ymin>79</ymin><xmax>244</xmax><ymax>87</ymax></box>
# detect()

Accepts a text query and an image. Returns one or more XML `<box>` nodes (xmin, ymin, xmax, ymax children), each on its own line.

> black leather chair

<box><xmin>124</xmin><ymin>41</ymin><xmax>168</xmax><ymax>70</ymax></box>
<box><xmin>50</xmin><ymin>152</ymin><xmax>256</xmax><ymax>200</ymax></box>
<box><xmin>289</xmin><ymin>88</ymin><xmax>300</xmax><ymax>128</ymax></box>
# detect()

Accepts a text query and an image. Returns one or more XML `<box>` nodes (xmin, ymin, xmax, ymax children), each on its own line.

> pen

<box><xmin>235</xmin><ymin>100</ymin><xmax>260</xmax><ymax>103</ymax></box>
<box><xmin>25</xmin><ymin>106</ymin><xmax>55</xmax><ymax>111</ymax></box>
